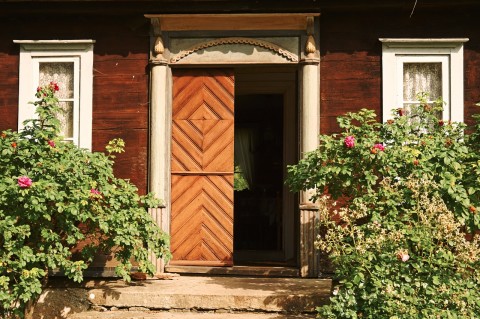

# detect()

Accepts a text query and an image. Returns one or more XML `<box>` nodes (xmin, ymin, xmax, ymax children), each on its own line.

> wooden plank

<box><xmin>147</xmin><ymin>14</ymin><xmax>319</xmax><ymax>31</ymax></box>
<box><xmin>165</xmin><ymin>265</ymin><xmax>300</xmax><ymax>277</ymax></box>
<box><xmin>92</xmin><ymin>129</ymin><xmax>148</xmax><ymax>195</ymax></box>
<box><xmin>171</xmin><ymin>171</ymin><xmax>234</xmax><ymax>176</ymax></box>
<box><xmin>168</xmin><ymin>260</ymin><xmax>234</xmax><ymax>267</ymax></box>
<box><xmin>93</xmin><ymin>112</ymin><xmax>148</xmax><ymax>129</ymax></box>
<box><xmin>0</xmin><ymin>52</ymin><xmax>19</xmax><ymax>131</ymax></box>
<box><xmin>202</xmin><ymin>120</ymin><xmax>234</xmax><ymax>171</ymax></box>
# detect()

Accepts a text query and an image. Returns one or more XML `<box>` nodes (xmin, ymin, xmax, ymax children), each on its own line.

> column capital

<box><xmin>149</xmin><ymin>58</ymin><xmax>169</xmax><ymax>66</ymax></box>
<box><xmin>300</xmin><ymin>56</ymin><xmax>320</xmax><ymax>65</ymax></box>
<box><xmin>299</xmin><ymin>203</ymin><xmax>319</xmax><ymax>210</ymax></box>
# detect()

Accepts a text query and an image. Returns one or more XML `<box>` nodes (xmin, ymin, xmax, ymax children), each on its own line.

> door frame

<box><xmin>146</xmin><ymin>13</ymin><xmax>321</xmax><ymax>277</ymax></box>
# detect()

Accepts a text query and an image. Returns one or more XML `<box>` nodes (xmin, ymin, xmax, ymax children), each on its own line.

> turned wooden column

<box><xmin>299</xmin><ymin>16</ymin><xmax>321</xmax><ymax>277</ymax></box>
<box><xmin>148</xmin><ymin>21</ymin><xmax>170</xmax><ymax>273</ymax></box>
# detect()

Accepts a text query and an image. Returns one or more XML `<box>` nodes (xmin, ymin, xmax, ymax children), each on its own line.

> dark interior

<box><xmin>233</xmin><ymin>94</ymin><xmax>284</xmax><ymax>253</ymax></box>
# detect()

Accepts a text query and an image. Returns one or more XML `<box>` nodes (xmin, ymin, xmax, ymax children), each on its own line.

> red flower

<box><xmin>344</xmin><ymin>136</ymin><xmax>355</xmax><ymax>148</ymax></box>
<box><xmin>438</xmin><ymin>120</ymin><xmax>444</xmax><ymax>127</ymax></box>
<box><xmin>48</xmin><ymin>140</ymin><xmax>55</xmax><ymax>148</ymax></box>
<box><xmin>37</xmin><ymin>86</ymin><xmax>42</xmax><ymax>92</ymax></box>
<box><xmin>18</xmin><ymin>176</ymin><xmax>33</xmax><ymax>188</ymax></box>
<box><xmin>469</xmin><ymin>206</ymin><xmax>477</xmax><ymax>213</ymax></box>
<box><xmin>397</xmin><ymin>108</ymin><xmax>404</xmax><ymax>116</ymax></box>
<box><xmin>11</xmin><ymin>142</ymin><xmax>17</xmax><ymax>148</ymax></box>
<box><xmin>50</xmin><ymin>82</ymin><xmax>60</xmax><ymax>92</ymax></box>
<box><xmin>413</xmin><ymin>159</ymin><xmax>419</xmax><ymax>166</ymax></box>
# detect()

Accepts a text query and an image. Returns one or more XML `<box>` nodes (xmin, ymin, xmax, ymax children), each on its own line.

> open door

<box><xmin>170</xmin><ymin>69</ymin><xmax>235</xmax><ymax>266</ymax></box>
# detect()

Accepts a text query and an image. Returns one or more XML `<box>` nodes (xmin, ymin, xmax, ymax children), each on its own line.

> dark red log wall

<box><xmin>0</xmin><ymin>13</ymin><xmax>151</xmax><ymax>194</ymax></box>
<box><xmin>2</xmin><ymin>4</ymin><xmax>480</xmax><ymax>193</ymax></box>
<box><xmin>320</xmin><ymin>7</ymin><xmax>480</xmax><ymax>134</ymax></box>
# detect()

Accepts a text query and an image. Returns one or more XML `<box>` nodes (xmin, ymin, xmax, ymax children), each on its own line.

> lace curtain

<box><xmin>39</xmin><ymin>62</ymin><xmax>74</xmax><ymax>139</ymax></box>
<box><xmin>403</xmin><ymin>62</ymin><xmax>442</xmax><ymax>102</ymax></box>
<box><xmin>234</xmin><ymin>127</ymin><xmax>255</xmax><ymax>190</ymax></box>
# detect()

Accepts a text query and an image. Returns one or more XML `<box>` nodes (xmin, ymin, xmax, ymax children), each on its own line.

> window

<box><xmin>380</xmin><ymin>38</ymin><xmax>468</xmax><ymax>122</ymax></box>
<box><xmin>14</xmin><ymin>40</ymin><xmax>94</xmax><ymax>149</ymax></box>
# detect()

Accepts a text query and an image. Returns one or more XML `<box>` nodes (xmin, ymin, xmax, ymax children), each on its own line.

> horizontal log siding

<box><xmin>0</xmin><ymin>14</ymin><xmax>150</xmax><ymax>194</ymax></box>
<box><xmin>0</xmin><ymin>39</ymin><xmax>19</xmax><ymax>131</ymax></box>
<box><xmin>320</xmin><ymin>8</ymin><xmax>480</xmax><ymax>135</ymax></box>
<box><xmin>2</xmin><ymin>4</ymin><xmax>480</xmax><ymax>190</ymax></box>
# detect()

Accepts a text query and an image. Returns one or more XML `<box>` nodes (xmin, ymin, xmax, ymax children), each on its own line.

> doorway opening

<box><xmin>233</xmin><ymin>94</ymin><xmax>284</xmax><ymax>253</ymax></box>
<box><xmin>232</xmin><ymin>67</ymin><xmax>297</xmax><ymax>266</ymax></box>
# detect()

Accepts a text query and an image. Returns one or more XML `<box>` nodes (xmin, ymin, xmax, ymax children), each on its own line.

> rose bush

<box><xmin>287</xmin><ymin>100</ymin><xmax>480</xmax><ymax>318</ymax></box>
<box><xmin>0</xmin><ymin>83</ymin><xmax>170</xmax><ymax>318</ymax></box>
<box><xmin>312</xmin><ymin>179</ymin><xmax>480</xmax><ymax>318</ymax></box>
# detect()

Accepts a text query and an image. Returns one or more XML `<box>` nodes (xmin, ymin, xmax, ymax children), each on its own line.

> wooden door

<box><xmin>171</xmin><ymin>69</ymin><xmax>234</xmax><ymax>266</ymax></box>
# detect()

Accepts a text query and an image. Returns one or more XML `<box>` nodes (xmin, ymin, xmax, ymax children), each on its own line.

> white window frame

<box><xmin>380</xmin><ymin>38</ymin><xmax>469</xmax><ymax>123</ymax></box>
<box><xmin>14</xmin><ymin>40</ymin><xmax>95</xmax><ymax>150</ymax></box>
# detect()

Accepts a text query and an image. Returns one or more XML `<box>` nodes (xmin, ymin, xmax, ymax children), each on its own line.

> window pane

<box><xmin>403</xmin><ymin>63</ymin><xmax>442</xmax><ymax>101</ymax></box>
<box><xmin>57</xmin><ymin>101</ymin><xmax>74</xmax><ymax>139</ymax></box>
<box><xmin>39</xmin><ymin>62</ymin><xmax>74</xmax><ymax>99</ymax></box>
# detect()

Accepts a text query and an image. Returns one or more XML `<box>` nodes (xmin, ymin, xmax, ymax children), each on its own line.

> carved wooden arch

<box><xmin>170</xmin><ymin>37</ymin><xmax>299</xmax><ymax>64</ymax></box>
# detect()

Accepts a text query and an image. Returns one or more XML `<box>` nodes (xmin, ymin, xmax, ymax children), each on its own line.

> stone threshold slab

<box><xmin>69</xmin><ymin>311</ymin><xmax>316</xmax><ymax>319</ymax></box>
<box><xmin>86</xmin><ymin>276</ymin><xmax>331</xmax><ymax>312</ymax></box>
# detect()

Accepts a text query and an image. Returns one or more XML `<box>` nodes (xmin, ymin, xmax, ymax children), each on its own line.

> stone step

<box><xmin>87</xmin><ymin>276</ymin><xmax>331</xmax><ymax>313</ymax></box>
<box><xmin>34</xmin><ymin>275</ymin><xmax>332</xmax><ymax>318</ymax></box>
<box><xmin>69</xmin><ymin>310</ymin><xmax>316</xmax><ymax>319</ymax></box>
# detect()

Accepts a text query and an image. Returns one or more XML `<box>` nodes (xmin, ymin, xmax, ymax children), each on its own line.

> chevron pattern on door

<box><xmin>171</xmin><ymin>69</ymin><xmax>234</xmax><ymax>266</ymax></box>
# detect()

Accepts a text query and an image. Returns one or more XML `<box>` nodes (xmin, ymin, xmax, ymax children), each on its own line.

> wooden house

<box><xmin>1</xmin><ymin>0</ymin><xmax>479</xmax><ymax>278</ymax></box>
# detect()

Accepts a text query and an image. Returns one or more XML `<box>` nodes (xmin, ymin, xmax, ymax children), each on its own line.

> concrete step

<box><xmin>34</xmin><ymin>275</ymin><xmax>332</xmax><ymax>318</ymax></box>
<box><xmin>69</xmin><ymin>310</ymin><xmax>316</xmax><ymax>319</ymax></box>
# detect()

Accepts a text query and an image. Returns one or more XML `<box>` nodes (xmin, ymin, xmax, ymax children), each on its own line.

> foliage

<box><xmin>287</xmin><ymin>100</ymin><xmax>479</xmax><ymax>231</ymax></box>
<box><xmin>0</xmin><ymin>83</ymin><xmax>170</xmax><ymax>318</ymax></box>
<box><xmin>286</xmin><ymin>98</ymin><xmax>480</xmax><ymax>318</ymax></box>
<box><xmin>234</xmin><ymin>165</ymin><xmax>249</xmax><ymax>191</ymax></box>
<box><xmin>315</xmin><ymin>179</ymin><xmax>480</xmax><ymax>318</ymax></box>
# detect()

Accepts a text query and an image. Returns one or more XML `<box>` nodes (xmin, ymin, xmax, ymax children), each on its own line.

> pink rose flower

<box><xmin>344</xmin><ymin>136</ymin><xmax>355</xmax><ymax>148</ymax></box>
<box><xmin>396</xmin><ymin>250</ymin><xmax>410</xmax><ymax>262</ymax></box>
<box><xmin>373</xmin><ymin>143</ymin><xmax>385</xmax><ymax>151</ymax></box>
<box><xmin>90</xmin><ymin>188</ymin><xmax>101</xmax><ymax>196</ymax></box>
<box><xmin>18</xmin><ymin>176</ymin><xmax>33</xmax><ymax>188</ymax></box>
<box><xmin>90</xmin><ymin>188</ymin><xmax>103</xmax><ymax>200</ymax></box>
<box><xmin>48</xmin><ymin>140</ymin><xmax>55</xmax><ymax>148</ymax></box>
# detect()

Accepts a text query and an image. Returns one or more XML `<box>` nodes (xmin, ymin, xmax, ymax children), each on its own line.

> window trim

<box><xmin>14</xmin><ymin>40</ymin><xmax>95</xmax><ymax>150</ymax></box>
<box><xmin>380</xmin><ymin>38</ymin><xmax>468</xmax><ymax>123</ymax></box>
